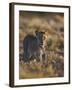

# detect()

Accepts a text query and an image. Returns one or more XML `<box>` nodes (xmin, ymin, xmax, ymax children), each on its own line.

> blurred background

<box><xmin>19</xmin><ymin>11</ymin><xmax>64</xmax><ymax>79</ymax></box>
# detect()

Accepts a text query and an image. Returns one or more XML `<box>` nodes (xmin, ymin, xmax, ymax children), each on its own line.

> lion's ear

<box><xmin>35</xmin><ymin>27</ymin><xmax>40</xmax><ymax>35</ymax></box>
<box><xmin>42</xmin><ymin>31</ymin><xmax>45</xmax><ymax>34</ymax></box>
<box><xmin>35</xmin><ymin>30</ymin><xmax>39</xmax><ymax>36</ymax></box>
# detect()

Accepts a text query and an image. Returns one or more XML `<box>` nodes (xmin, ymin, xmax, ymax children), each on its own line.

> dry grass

<box><xmin>19</xmin><ymin>51</ymin><xmax>64</xmax><ymax>79</ymax></box>
<box><xmin>19</xmin><ymin>11</ymin><xmax>64</xmax><ymax>79</ymax></box>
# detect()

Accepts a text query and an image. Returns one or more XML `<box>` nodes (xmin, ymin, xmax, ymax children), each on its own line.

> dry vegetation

<box><xmin>19</xmin><ymin>11</ymin><xmax>64</xmax><ymax>79</ymax></box>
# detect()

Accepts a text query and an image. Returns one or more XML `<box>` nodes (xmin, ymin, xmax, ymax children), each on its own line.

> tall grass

<box><xmin>19</xmin><ymin>12</ymin><xmax>64</xmax><ymax>79</ymax></box>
